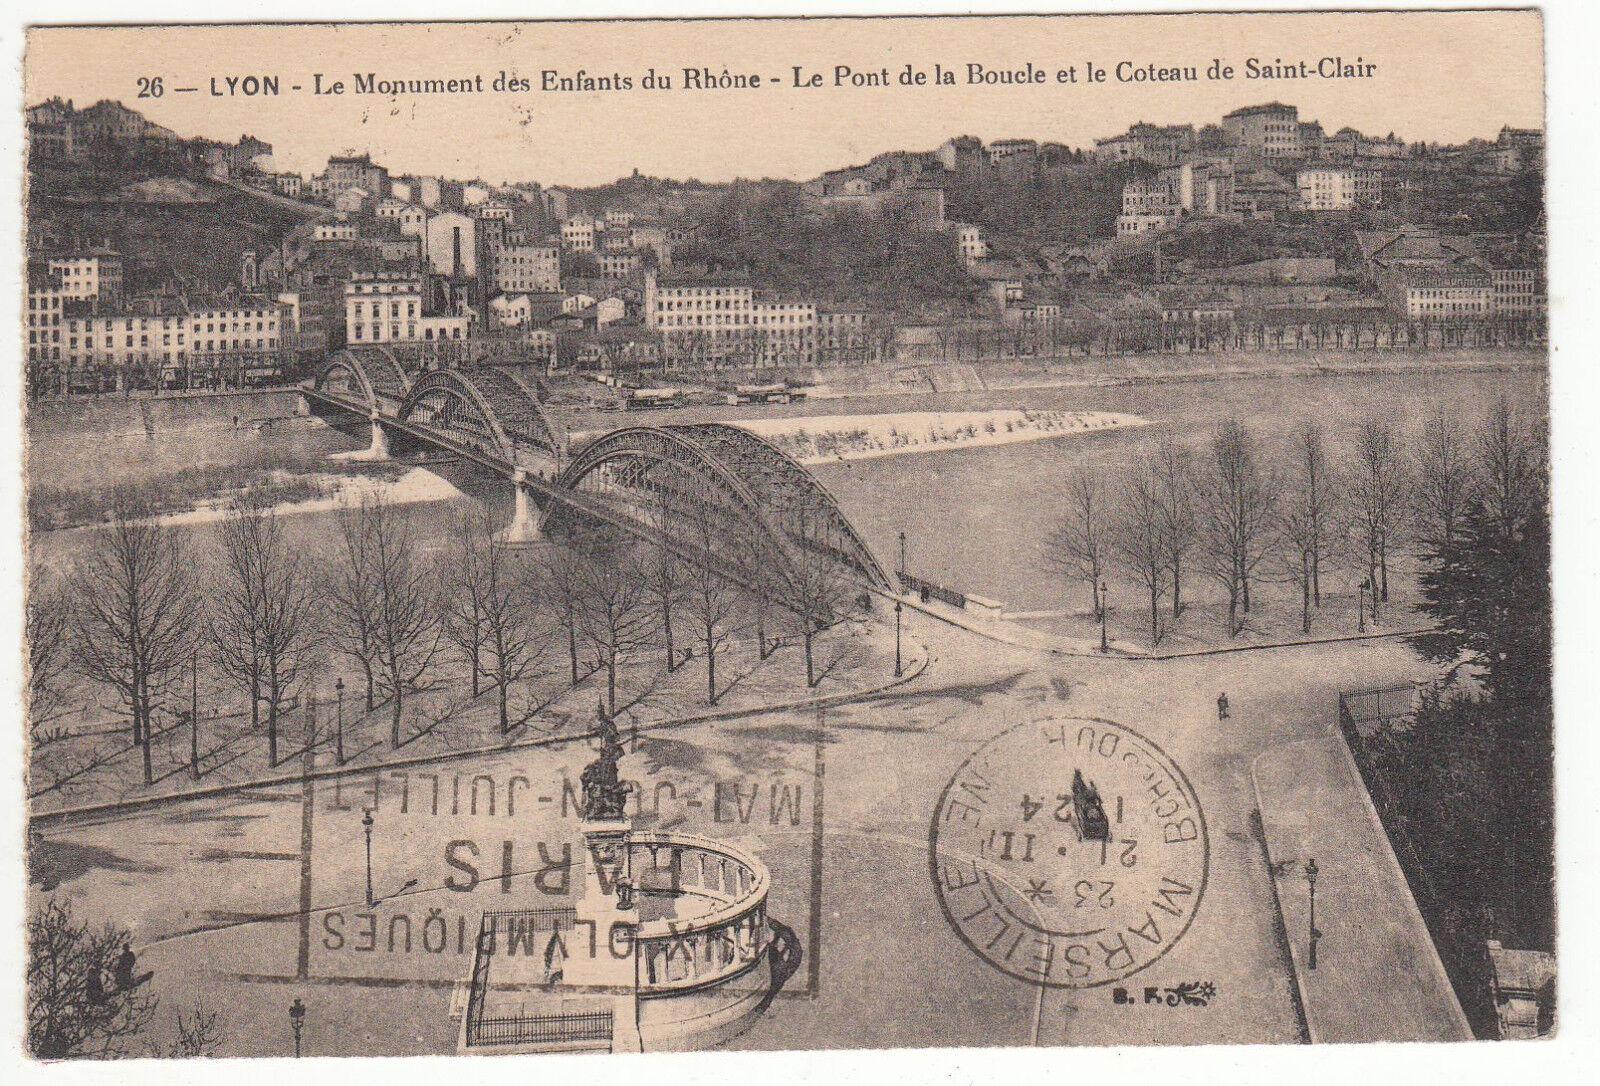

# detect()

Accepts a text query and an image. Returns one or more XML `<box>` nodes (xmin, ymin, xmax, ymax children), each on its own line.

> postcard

<box><xmin>19</xmin><ymin>9</ymin><xmax>1551</xmax><ymax>1060</ymax></box>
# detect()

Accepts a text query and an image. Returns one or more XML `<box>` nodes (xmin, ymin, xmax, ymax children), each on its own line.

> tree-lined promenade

<box><xmin>1046</xmin><ymin>395</ymin><xmax>1546</xmax><ymax>651</ymax></box>
<box><xmin>27</xmin><ymin>484</ymin><xmax>867</xmax><ymax>808</ymax></box>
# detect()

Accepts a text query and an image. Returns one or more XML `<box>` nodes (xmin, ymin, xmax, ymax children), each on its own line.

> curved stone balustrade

<box><xmin>623</xmin><ymin>831</ymin><xmax>771</xmax><ymax>996</ymax></box>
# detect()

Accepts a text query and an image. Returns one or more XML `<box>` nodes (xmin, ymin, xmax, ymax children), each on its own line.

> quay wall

<box><xmin>27</xmin><ymin>388</ymin><xmax>306</xmax><ymax>441</ymax></box>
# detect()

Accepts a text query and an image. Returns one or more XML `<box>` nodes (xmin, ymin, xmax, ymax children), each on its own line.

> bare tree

<box><xmin>210</xmin><ymin>503</ymin><xmax>319</xmax><ymax>766</ymax></box>
<box><xmin>574</xmin><ymin>533</ymin><xmax>656</xmax><ymax>719</ymax></box>
<box><xmin>334</xmin><ymin>494</ymin><xmax>442</xmax><ymax>747</ymax></box>
<box><xmin>732</xmin><ymin>518</ymin><xmax>780</xmax><ymax>660</ymax></box>
<box><xmin>1347</xmin><ymin>419</ymin><xmax>1408</xmax><ymax>608</ymax></box>
<box><xmin>72</xmin><ymin>498</ymin><xmax>196</xmax><ymax>786</ymax></box>
<box><xmin>540</xmin><ymin>536</ymin><xmax>591</xmax><ymax>689</ymax></box>
<box><xmin>1477</xmin><ymin>394</ymin><xmax>1546</xmax><ymax>542</ymax></box>
<box><xmin>1274</xmin><ymin>422</ymin><xmax>1340</xmax><ymax>634</ymax></box>
<box><xmin>26</xmin><ymin>569</ymin><xmax>74</xmax><ymax>742</ymax></box>
<box><xmin>440</xmin><ymin>508</ymin><xmax>492</xmax><ymax>699</ymax></box>
<box><xmin>28</xmin><ymin>897</ymin><xmax>156</xmax><ymax>1058</ymax></box>
<box><xmin>1197</xmin><ymin>420</ymin><xmax>1278</xmax><ymax>637</ymax></box>
<box><xmin>686</xmin><ymin>502</ymin><xmax>740</xmax><ymax>705</ymax></box>
<box><xmin>1110</xmin><ymin>464</ymin><xmax>1170</xmax><ymax>647</ymax></box>
<box><xmin>1288</xmin><ymin>421</ymin><xmax>1339</xmax><ymax>609</ymax></box>
<box><xmin>1044</xmin><ymin>467</ymin><xmax>1108</xmax><ymax>619</ymax></box>
<box><xmin>1411</xmin><ymin>406</ymin><xmax>1473</xmax><ymax>554</ymax></box>
<box><xmin>779</xmin><ymin>506</ymin><xmax>858</xmax><ymax>688</ymax></box>
<box><xmin>448</xmin><ymin>507</ymin><xmax>551</xmax><ymax>733</ymax></box>
<box><xmin>153</xmin><ymin>999</ymin><xmax>226</xmax><ymax>1058</ymax></box>
<box><xmin>643</xmin><ymin>488</ymin><xmax>689</xmax><ymax>671</ymax></box>
<box><xmin>1154</xmin><ymin>434</ymin><xmax>1198</xmax><ymax>618</ymax></box>
<box><xmin>326</xmin><ymin>501</ymin><xmax>383</xmax><ymax>712</ymax></box>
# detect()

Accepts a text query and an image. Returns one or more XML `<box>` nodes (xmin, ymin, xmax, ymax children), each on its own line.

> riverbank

<box><xmin>802</xmin><ymin>345</ymin><xmax>1544</xmax><ymax>401</ymax></box>
<box><xmin>33</xmin><ymin>465</ymin><xmax>461</xmax><ymax>536</ymax></box>
<box><xmin>729</xmin><ymin>409</ymin><xmax>1148</xmax><ymax>464</ymax></box>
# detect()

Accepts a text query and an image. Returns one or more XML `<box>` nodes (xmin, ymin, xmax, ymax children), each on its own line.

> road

<box><xmin>29</xmin><ymin>618</ymin><xmax>1436</xmax><ymax>1056</ymax></box>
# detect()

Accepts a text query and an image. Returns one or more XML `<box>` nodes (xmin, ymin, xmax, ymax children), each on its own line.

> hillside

<box><xmin>27</xmin><ymin>158</ymin><xmax>318</xmax><ymax>293</ymax></box>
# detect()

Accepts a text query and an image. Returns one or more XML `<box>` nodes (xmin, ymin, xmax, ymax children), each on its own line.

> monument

<box><xmin>458</xmin><ymin>703</ymin><xmax>778</xmax><ymax>1054</ymax></box>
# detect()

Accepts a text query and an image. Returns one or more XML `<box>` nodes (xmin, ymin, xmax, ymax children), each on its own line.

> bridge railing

<box><xmin>898</xmin><ymin>571</ymin><xmax>966</xmax><ymax>609</ymax></box>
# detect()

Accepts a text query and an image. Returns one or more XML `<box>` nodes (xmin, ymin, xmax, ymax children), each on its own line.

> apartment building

<box><xmin>951</xmin><ymin>223</ymin><xmax>988</xmax><ymax>265</ymax></box>
<box><xmin>561</xmin><ymin>217</ymin><xmax>597</xmax><ymax>252</ymax></box>
<box><xmin>344</xmin><ymin>272</ymin><xmax>470</xmax><ymax>344</ymax></box>
<box><xmin>25</xmin><ymin>287</ymin><xmax>68</xmax><ymax>366</ymax></box>
<box><xmin>645</xmin><ymin>272</ymin><xmax>818</xmax><ymax>366</ymax></box>
<box><xmin>1297</xmin><ymin>166</ymin><xmax>1384</xmax><ymax>211</ymax></box>
<box><xmin>494</xmin><ymin>244</ymin><xmax>562</xmax><ymax>293</ymax></box>
<box><xmin>1490</xmin><ymin>267</ymin><xmax>1546</xmax><ymax>319</ymax></box>
<box><xmin>1387</xmin><ymin>266</ymin><xmax>1495</xmax><ymax>319</ymax></box>
<box><xmin>48</xmin><ymin>251</ymin><xmax>123</xmax><ymax>302</ymax></box>
<box><xmin>1223</xmin><ymin>102</ymin><xmax>1305</xmax><ymax>159</ymax></box>
<box><xmin>323</xmin><ymin>154</ymin><xmax>388</xmax><ymax>200</ymax></box>
<box><xmin>1094</xmin><ymin>122</ymin><xmax>1196</xmax><ymax>166</ymax></box>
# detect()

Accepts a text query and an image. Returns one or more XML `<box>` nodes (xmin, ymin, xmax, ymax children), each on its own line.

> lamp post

<box><xmin>898</xmin><ymin>531</ymin><xmax>907</xmax><ymax>585</ymax></box>
<box><xmin>334</xmin><ymin>678</ymin><xmax>345</xmax><ymax>766</ymax></box>
<box><xmin>1305</xmin><ymin>857</ymin><xmax>1321</xmax><ymax>970</ymax></box>
<box><xmin>1099</xmin><ymin>582</ymin><xmax>1109</xmax><ymax>653</ymax></box>
<box><xmin>362</xmin><ymin>808</ymin><xmax>375</xmax><ymax>908</ymax></box>
<box><xmin>1358</xmin><ymin>580</ymin><xmax>1368</xmax><ymax>633</ymax></box>
<box><xmin>894</xmin><ymin>599</ymin><xmax>903</xmax><ymax>678</ymax></box>
<box><xmin>288</xmin><ymin>998</ymin><xmax>305</xmax><ymax>1058</ymax></box>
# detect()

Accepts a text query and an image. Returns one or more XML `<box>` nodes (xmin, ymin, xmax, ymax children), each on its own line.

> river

<box><xmin>29</xmin><ymin>364</ymin><xmax>1546</xmax><ymax>614</ymax></box>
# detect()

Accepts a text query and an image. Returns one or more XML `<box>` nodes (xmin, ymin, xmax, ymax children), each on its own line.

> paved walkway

<box><xmin>1252</xmin><ymin>732</ymin><xmax>1473</xmax><ymax>1043</ymax></box>
<box><xmin>901</xmin><ymin>592</ymin><xmax>1429</xmax><ymax>660</ymax></box>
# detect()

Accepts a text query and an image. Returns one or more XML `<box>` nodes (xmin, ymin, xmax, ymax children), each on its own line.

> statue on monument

<box><xmin>581</xmin><ymin>700</ymin><xmax>636</xmax><ymax>821</ymax></box>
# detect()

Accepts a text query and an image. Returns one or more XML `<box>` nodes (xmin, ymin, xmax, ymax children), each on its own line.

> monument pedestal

<box><xmin>572</xmin><ymin>817</ymin><xmax>643</xmax><ymax>1053</ymax></box>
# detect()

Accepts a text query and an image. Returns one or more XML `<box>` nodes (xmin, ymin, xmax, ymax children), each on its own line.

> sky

<box><xmin>24</xmin><ymin>11</ymin><xmax>1545</xmax><ymax>189</ymax></box>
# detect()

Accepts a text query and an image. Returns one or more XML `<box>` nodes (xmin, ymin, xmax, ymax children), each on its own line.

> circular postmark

<box><xmin>929</xmin><ymin>716</ymin><xmax>1208</xmax><ymax>989</ymax></box>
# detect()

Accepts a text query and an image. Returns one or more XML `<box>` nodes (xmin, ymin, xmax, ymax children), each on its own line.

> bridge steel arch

<box><xmin>397</xmin><ymin>365</ymin><xmax>563</xmax><ymax>466</ymax></box>
<box><xmin>547</xmin><ymin>424</ymin><xmax>891</xmax><ymax>606</ymax></box>
<box><xmin>666</xmin><ymin>423</ymin><xmax>893</xmax><ymax>591</ymax></box>
<box><xmin>312</xmin><ymin>346</ymin><xmax>411</xmax><ymax>413</ymax></box>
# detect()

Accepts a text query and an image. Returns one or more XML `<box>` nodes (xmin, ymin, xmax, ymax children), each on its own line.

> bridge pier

<box><xmin>330</xmin><ymin>410</ymin><xmax>392</xmax><ymax>462</ymax></box>
<box><xmin>499</xmin><ymin>469</ymin><xmax>543</xmax><ymax>546</ymax></box>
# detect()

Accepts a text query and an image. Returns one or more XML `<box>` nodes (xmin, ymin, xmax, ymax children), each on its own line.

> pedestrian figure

<box><xmin>1217</xmin><ymin>692</ymin><xmax>1230</xmax><ymax>721</ymax></box>
<box><xmin>85</xmin><ymin>964</ymin><xmax>106</xmax><ymax>1004</ymax></box>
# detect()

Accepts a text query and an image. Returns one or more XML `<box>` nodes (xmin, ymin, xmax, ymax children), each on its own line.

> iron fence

<box><xmin>1337</xmin><ymin>683</ymin><xmax>1418</xmax><ymax>739</ymax></box>
<box><xmin>466</xmin><ymin>1008</ymin><xmax>614</xmax><ymax>1048</ymax></box>
<box><xmin>898</xmin><ymin>571</ymin><xmax>966</xmax><ymax>609</ymax></box>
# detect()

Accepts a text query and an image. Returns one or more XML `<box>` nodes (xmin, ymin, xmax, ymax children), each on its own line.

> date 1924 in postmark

<box><xmin>929</xmin><ymin>717</ymin><xmax>1209</xmax><ymax>989</ymax></box>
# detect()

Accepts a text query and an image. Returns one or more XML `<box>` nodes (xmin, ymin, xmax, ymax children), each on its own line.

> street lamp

<box><xmin>1099</xmin><ymin>582</ymin><xmax>1109</xmax><ymax>653</ymax></box>
<box><xmin>1305</xmin><ymin>857</ymin><xmax>1322</xmax><ymax>970</ymax></box>
<box><xmin>334</xmin><ymin>678</ymin><xmax>345</xmax><ymax>766</ymax></box>
<box><xmin>898</xmin><ymin>531</ymin><xmax>907</xmax><ymax>585</ymax></box>
<box><xmin>894</xmin><ymin>599</ymin><xmax>903</xmax><ymax>678</ymax></box>
<box><xmin>362</xmin><ymin>808</ymin><xmax>375</xmax><ymax>908</ymax></box>
<box><xmin>288</xmin><ymin>997</ymin><xmax>305</xmax><ymax>1058</ymax></box>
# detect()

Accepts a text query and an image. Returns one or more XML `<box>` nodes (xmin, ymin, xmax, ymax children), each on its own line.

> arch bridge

<box><xmin>547</xmin><ymin>423</ymin><xmax>893</xmax><ymax>608</ymax></box>
<box><xmin>301</xmin><ymin>356</ymin><xmax>892</xmax><ymax>605</ymax></box>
